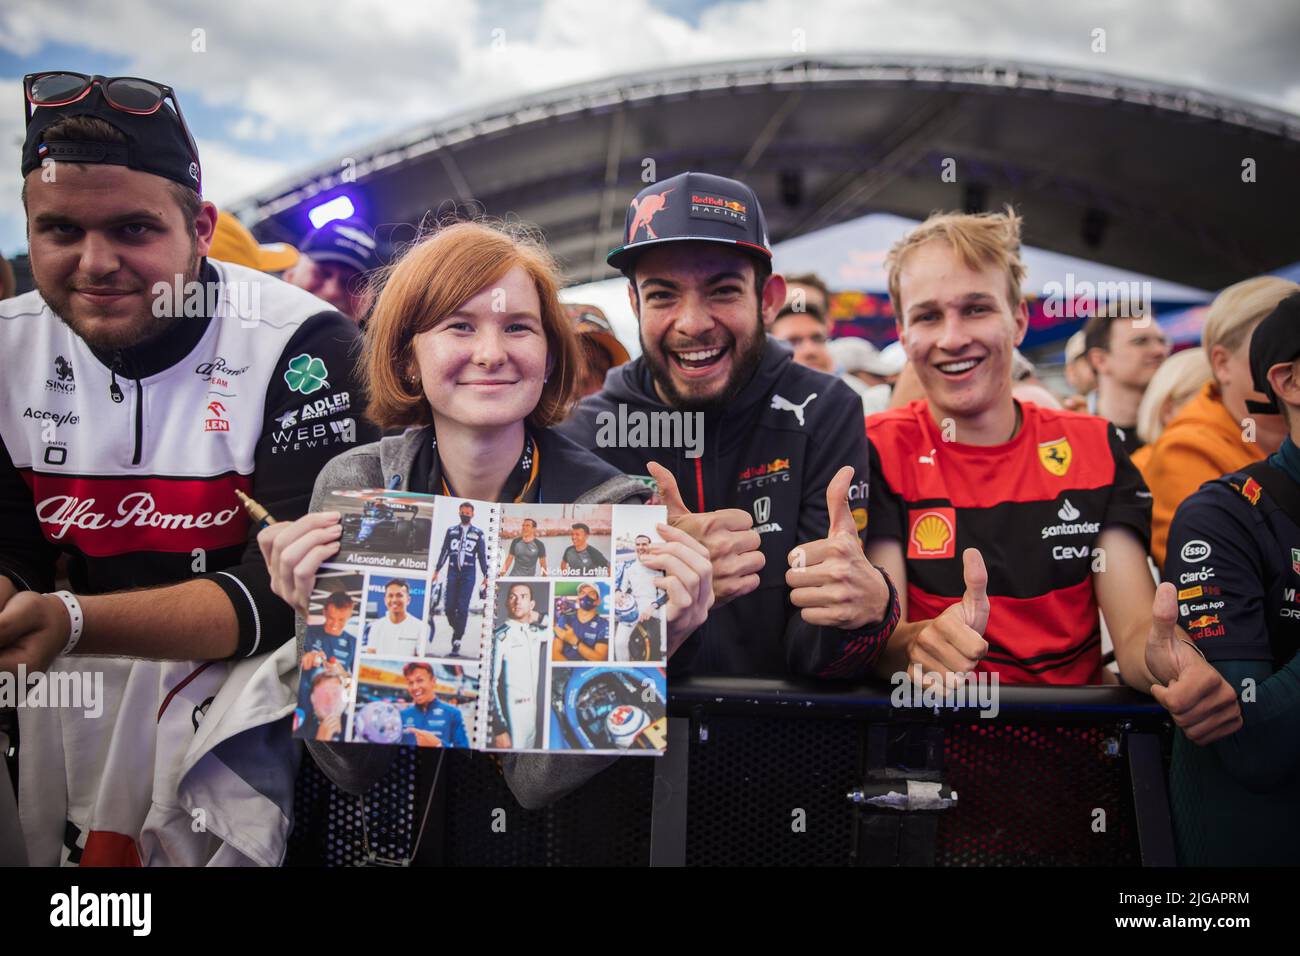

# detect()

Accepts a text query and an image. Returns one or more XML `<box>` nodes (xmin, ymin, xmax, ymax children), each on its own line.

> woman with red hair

<box><xmin>258</xmin><ymin>220</ymin><xmax>712</xmax><ymax>808</ymax></box>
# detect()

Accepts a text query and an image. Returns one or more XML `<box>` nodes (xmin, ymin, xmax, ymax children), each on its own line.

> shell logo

<box><xmin>852</xmin><ymin>507</ymin><xmax>868</xmax><ymax>532</ymax></box>
<box><xmin>907</xmin><ymin>507</ymin><xmax>956</xmax><ymax>560</ymax></box>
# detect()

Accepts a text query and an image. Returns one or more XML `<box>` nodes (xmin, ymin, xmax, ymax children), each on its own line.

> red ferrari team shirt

<box><xmin>866</xmin><ymin>400</ymin><xmax>1152</xmax><ymax>684</ymax></box>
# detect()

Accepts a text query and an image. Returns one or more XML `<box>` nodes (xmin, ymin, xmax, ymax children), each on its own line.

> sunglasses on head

<box><xmin>23</xmin><ymin>71</ymin><xmax>201</xmax><ymax>187</ymax></box>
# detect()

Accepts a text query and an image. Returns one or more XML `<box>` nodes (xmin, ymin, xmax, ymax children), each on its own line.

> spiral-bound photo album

<box><xmin>292</xmin><ymin>490</ymin><xmax>670</xmax><ymax>755</ymax></box>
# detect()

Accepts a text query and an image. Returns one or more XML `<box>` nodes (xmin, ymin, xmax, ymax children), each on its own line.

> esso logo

<box><xmin>1180</xmin><ymin>540</ymin><xmax>1212</xmax><ymax>563</ymax></box>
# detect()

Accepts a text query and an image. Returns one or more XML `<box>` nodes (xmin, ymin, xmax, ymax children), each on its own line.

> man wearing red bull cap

<box><xmin>558</xmin><ymin>171</ymin><xmax>898</xmax><ymax>678</ymax></box>
<box><xmin>1161</xmin><ymin>292</ymin><xmax>1300</xmax><ymax>864</ymax></box>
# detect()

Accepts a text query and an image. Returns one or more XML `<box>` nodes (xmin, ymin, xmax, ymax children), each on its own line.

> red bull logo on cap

<box><xmin>690</xmin><ymin>191</ymin><xmax>748</xmax><ymax>225</ymax></box>
<box><xmin>627</xmin><ymin>189</ymin><xmax>673</xmax><ymax>242</ymax></box>
<box><xmin>692</xmin><ymin>193</ymin><xmax>747</xmax><ymax>214</ymax></box>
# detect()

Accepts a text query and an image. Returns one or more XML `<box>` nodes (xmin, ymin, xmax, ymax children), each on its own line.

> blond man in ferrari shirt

<box><xmin>864</xmin><ymin>208</ymin><xmax>1240</xmax><ymax>744</ymax></box>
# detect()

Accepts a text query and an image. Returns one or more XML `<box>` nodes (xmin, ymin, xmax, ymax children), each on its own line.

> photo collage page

<box><xmin>489</xmin><ymin>502</ymin><xmax>668</xmax><ymax>753</ymax></box>
<box><xmin>292</xmin><ymin>492</ymin><xmax>668</xmax><ymax>754</ymax></box>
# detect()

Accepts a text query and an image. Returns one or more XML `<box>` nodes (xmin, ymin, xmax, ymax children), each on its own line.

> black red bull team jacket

<box><xmin>558</xmin><ymin>339</ymin><xmax>898</xmax><ymax>679</ymax></box>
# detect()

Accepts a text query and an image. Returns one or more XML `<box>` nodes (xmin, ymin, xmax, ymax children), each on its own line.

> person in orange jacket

<box><xmin>1129</xmin><ymin>347</ymin><xmax>1212</xmax><ymax>473</ymax></box>
<box><xmin>1139</xmin><ymin>276</ymin><xmax>1299</xmax><ymax>566</ymax></box>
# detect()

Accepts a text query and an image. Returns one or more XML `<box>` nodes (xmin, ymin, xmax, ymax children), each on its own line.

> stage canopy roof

<box><xmin>232</xmin><ymin>54</ymin><xmax>1300</xmax><ymax>290</ymax></box>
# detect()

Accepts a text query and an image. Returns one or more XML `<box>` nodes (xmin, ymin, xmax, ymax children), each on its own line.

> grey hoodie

<box><xmin>300</xmin><ymin>426</ymin><xmax>645</xmax><ymax>808</ymax></box>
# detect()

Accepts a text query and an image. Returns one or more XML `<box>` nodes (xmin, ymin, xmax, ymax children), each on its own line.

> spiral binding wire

<box><xmin>471</xmin><ymin>502</ymin><xmax>501</xmax><ymax>750</ymax></box>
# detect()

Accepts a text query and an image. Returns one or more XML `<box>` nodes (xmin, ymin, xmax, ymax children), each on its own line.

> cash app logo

<box><xmin>284</xmin><ymin>354</ymin><xmax>329</xmax><ymax>395</ymax></box>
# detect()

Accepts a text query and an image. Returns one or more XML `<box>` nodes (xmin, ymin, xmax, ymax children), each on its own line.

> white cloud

<box><xmin>198</xmin><ymin>142</ymin><xmax>296</xmax><ymax>210</ymax></box>
<box><xmin>1</xmin><ymin>74</ymin><xmax>31</xmax><ymax>256</ymax></box>
<box><xmin>2</xmin><ymin>0</ymin><xmax>1296</xmax><ymax>254</ymax></box>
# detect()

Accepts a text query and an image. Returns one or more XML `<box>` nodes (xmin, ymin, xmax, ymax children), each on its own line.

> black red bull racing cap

<box><xmin>1246</xmin><ymin>291</ymin><xmax>1300</xmax><ymax>414</ymax></box>
<box><xmin>606</xmin><ymin>171</ymin><xmax>772</xmax><ymax>274</ymax></box>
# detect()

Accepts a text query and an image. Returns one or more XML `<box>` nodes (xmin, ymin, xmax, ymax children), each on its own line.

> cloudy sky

<box><xmin>2</xmin><ymin>0</ymin><xmax>1297</xmax><ymax>256</ymax></box>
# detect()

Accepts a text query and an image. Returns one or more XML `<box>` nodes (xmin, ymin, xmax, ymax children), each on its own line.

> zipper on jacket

<box><xmin>109</xmin><ymin>351</ymin><xmax>143</xmax><ymax>464</ymax></box>
<box><xmin>693</xmin><ymin>456</ymin><xmax>705</xmax><ymax>513</ymax></box>
<box><xmin>109</xmin><ymin>352</ymin><xmax>125</xmax><ymax>404</ymax></box>
<box><xmin>131</xmin><ymin>377</ymin><xmax>144</xmax><ymax>465</ymax></box>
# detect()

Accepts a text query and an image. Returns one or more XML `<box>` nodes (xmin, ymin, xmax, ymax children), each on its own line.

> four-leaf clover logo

<box><xmin>284</xmin><ymin>353</ymin><xmax>329</xmax><ymax>395</ymax></box>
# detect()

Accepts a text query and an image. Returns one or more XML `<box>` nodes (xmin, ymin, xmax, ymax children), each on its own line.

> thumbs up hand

<box><xmin>907</xmin><ymin>548</ymin><xmax>990</xmax><ymax>688</ymax></box>
<box><xmin>647</xmin><ymin>462</ymin><xmax>764</xmax><ymax>608</ymax></box>
<box><xmin>1146</xmin><ymin>582</ymin><xmax>1243</xmax><ymax>745</ymax></box>
<box><xmin>958</xmin><ymin>546</ymin><xmax>991</xmax><ymax>635</ymax></box>
<box><xmin>1143</xmin><ymin>582</ymin><xmax>1183</xmax><ymax>687</ymax></box>
<box><xmin>786</xmin><ymin>466</ymin><xmax>889</xmax><ymax>630</ymax></box>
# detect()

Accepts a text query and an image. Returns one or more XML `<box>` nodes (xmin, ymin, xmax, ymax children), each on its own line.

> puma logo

<box><xmin>918</xmin><ymin>448</ymin><xmax>936</xmax><ymax>466</ymax></box>
<box><xmin>770</xmin><ymin>392</ymin><xmax>817</xmax><ymax>426</ymax></box>
<box><xmin>628</xmin><ymin>189</ymin><xmax>673</xmax><ymax>242</ymax></box>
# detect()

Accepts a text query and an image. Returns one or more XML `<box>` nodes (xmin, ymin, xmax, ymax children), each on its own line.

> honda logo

<box><xmin>753</xmin><ymin>496</ymin><xmax>771</xmax><ymax>525</ymax></box>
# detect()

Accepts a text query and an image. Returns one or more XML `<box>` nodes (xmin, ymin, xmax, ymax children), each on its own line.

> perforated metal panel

<box><xmin>286</xmin><ymin>748</ymin><xmax>418</xmax><ymax>867</ymax></box>
<box><xmin>684</xmin><ymin>715</ymin><xmax>862</xmax><ymax>866</ymax></box>
<box><xmin>936</xmin><ymin>722</ymin><xmax>1141</xmax><ymax>866</ymax></box>
<box><xmin>287</xmin><ymin>714</ymin><xmax>1154</xmax><ymax>866</ymax></box>
<box><xmin>441</xmin><ymin>752</ymin><xmax>653</xmax><ymax>866</ymax></box>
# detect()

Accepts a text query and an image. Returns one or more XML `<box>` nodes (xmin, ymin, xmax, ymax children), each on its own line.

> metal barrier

<box><xmin>286</xmin><ymin>679</ymin><xmax>1175</xmax><ymax>866</ymax></box>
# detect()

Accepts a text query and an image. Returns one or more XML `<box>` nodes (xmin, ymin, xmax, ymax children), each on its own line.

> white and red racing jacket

<box><xmin>0</xmin><ymin>258</ymin><xmax>378</xmax><ymax>657</ymax></box>
<box><xmin>0</xmin><ymin>259</ymin><xmax>378</xmax><ymax>865</ymax></box>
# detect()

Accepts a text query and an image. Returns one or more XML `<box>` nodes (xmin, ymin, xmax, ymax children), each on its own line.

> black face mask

<box><xmin>578</xmin><ymin>596</ymin><xmax>598</xmax><ymax>611</ymax></box>
<box><xmin>460</xmin><ymin>514</ymin><xmax>471</xmax><ymax>525</ymax></box>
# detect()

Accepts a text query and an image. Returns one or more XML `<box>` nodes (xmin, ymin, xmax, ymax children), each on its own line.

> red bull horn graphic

<box><xmin>627</xmin><ymin>189</ymin><xmax>673</xmax><ymax>242</ymax></box>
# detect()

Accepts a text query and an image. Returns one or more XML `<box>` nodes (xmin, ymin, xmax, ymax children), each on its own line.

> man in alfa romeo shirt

<box><xmin>559</xmin><ymin>172</ymin><xmax>899</xmax><ymax>679</ymax></box>
<box><xmin>0</xmin><ymin>71</ymin><xmax>378</xmax><ymax>863</ymax></box>
<box><xmin>0</xmin><ymin>74</ymin><xmax>375</xmax><ymax>671</ymax></box>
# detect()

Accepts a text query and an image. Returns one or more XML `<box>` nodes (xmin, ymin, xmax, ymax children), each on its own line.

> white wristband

<box><xmin>50</xmin><ymin>590</ymin><xmax>84</xmax><ymax>656</ymax></box>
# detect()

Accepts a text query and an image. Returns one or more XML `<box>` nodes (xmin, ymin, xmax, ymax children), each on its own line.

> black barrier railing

<box><xmin>286</xmin><ymin>679</ymin><xmax>1175</xmax><ymax>867</ymax></box>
